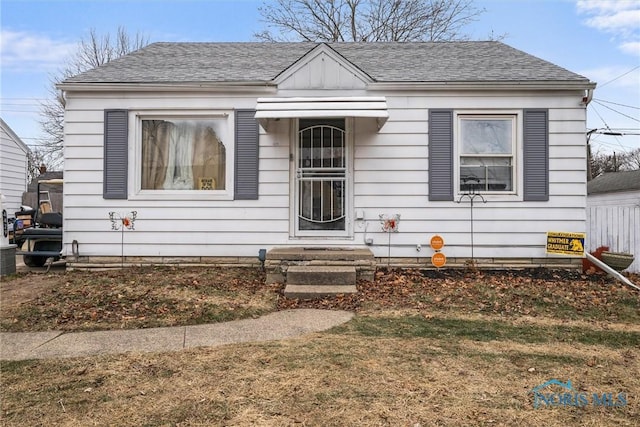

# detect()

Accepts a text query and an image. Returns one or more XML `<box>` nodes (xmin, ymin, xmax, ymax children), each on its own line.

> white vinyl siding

<box><xmin>62</xmin><ymin>87</ymin><xmax>587</xmax><ymax>261</ymax></box>
<box><xmin>0</xmin><ymin>121</ymin><xmax>29</xmax><ymax>217</ymax></box>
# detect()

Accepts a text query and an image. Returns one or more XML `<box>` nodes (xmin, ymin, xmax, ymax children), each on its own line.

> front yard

<box><xmin>1</xmin><ymin>267</ymin><xmax>638</xmax><ymax>425</ymax></box>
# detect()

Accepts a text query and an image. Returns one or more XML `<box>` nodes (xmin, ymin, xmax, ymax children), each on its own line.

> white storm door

<box><xmin>295</xmin><ymin>119</ymin><xmax>349</xmax><ymax>237</ymax></box>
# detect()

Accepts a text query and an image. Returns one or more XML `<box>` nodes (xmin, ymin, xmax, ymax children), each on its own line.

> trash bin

<box><xmin>1</xmin><ymin>194</ymin><xmax>17</xmax><ymax>276</ymax></box>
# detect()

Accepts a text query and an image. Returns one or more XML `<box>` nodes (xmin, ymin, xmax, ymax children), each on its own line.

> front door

<box><xmin>294</xmin><ymin>118</ymin><xmax>349</xmax><ymax>237</ymax></box>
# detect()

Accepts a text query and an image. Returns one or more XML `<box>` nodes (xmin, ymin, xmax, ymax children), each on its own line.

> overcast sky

<box><xmin>1</xmin><ymin>0</ymin><xmax>639</xmax><ymax>155</ymax></box>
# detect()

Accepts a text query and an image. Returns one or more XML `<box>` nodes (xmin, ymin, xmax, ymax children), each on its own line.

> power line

<box><xmin>592</xmin><ymin>100</ymin><xmax>640</xmax><ymax>123</ymax></box>
<box><xmin>1</xmin><ymin>103</ymin><xmax>41</xmax><ymax>107</ymax></box>
<box><xmin>0</xmin><ymin>98</ymin><xmax>47</xmax><ymax>102</ymax></box>
<box><xmin>0</xmin><ymin>111</ymin><xmax>41</xmax><ymax>115</ymax></box>
<box><xmin>589</xmin><ymin>104</ymin><xmax>630</xmax><ymax>153</ymax></box>
<box><xmin>591</xmin><ymin>140</ymin><xmax>640</xmax><ymax>153</ymax></box>
<box><xmin>590</xmin><ymin>104</ymin><xmax>614</xmax><ymax>131</ymax></box>
<box><xmin>593</xmin><ymin>98</ymin><xmax>640</xmax><ymax>110</ymax></box>
<box><xmin>598</xmin><ymin>65</ymin><xmax>640</xmax><ymax>88</ymax></box>
<box><xmin>591</xmin><ymin>138</ymin><xmax>637</xmax><ymax>151</ymax></box>
<box><xmin>592</xmin><ymin>129</ymin><xmax>640</xmax><ymax>133</ymax></box>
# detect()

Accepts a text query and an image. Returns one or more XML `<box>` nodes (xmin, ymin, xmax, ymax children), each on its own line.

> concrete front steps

<box><xmin>284</xmin><ymin>265</ymin><xmax>357</xmax><ymax>299</ymax></box>
<box><xmin>265</xmin><ymin>247</ymin><xmax>375</xmax><ymax>299</ymax></box>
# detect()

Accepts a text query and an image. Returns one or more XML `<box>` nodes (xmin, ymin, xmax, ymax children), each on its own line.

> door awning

<box><xmin>255</xmin><ymin>97</ymin><xmax>389</xmax><ymax>131</ymax></box>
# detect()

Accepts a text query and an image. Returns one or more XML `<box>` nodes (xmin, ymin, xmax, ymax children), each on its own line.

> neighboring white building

<box><xmin>0</xmin><ymin>118</ymin><xmax>29</xmax><ymax>218</ymax></box>
<box><xmin>587</xmin><ymin>170</ymin><xmax>640</xmax><ymax>273</ymax></box>
<box><xmin>58</xmin><ymin>42</ymin><xmax>595</xmax><ymax>268</ymax></box>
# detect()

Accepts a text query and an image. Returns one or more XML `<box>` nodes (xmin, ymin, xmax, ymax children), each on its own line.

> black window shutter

<box><xmin>428</xmin><ymin>109</ymin><xmax>454</xmax><ymax>201</ymax></box>
<box><xmin>523</xmin><ymin>109</ymin><xmax>549</xmax><ymax>201</ymax></box>
<box><xmin>234</xmin><ymin>109</ymin><xmax>259</xmax><ymax>200</ymax></box>
<box><xmin>103</xmin><ymin>110</ymin><xmax>128</xmax><ymax>199</ymax></box>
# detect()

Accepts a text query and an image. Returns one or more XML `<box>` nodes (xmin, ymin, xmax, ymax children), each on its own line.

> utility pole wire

<box><xmin>593</xmin><ymin>98</ymin><xmax>640</xmax><ymax>110</ymax></box>
<box><xmin>589</xmin><ymin>104</ymin><xmax>630</xmax><ymax>154</ymax></box>
<box><xmin>590</xmin><ymin>104</ymin><xmax>615</xmax><ymax>132</ymax></box>
<box><xmin>598</xmin><ymin>65</ymin><xmax>640</xmax><ymax>88</ymax></box>
<box><xmin>592</xmin><ymin>100</ymin><xmax>640</xmax><ymax>123</ymax></box>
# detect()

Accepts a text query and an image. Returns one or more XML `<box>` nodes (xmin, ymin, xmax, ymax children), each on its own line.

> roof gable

<box><xmin>275</xmin><ymin>43</ymin><xmax>372</xmax><ymax>90</ymax></box>
<box><xmin>0</xmin><ymin>118</ymin><xmax>29</xmax><ymax>154</ymax></box>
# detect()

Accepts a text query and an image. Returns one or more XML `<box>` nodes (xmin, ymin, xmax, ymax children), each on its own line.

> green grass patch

<box><xmin>331</xmin><ymin>315</ymin><xmax>640</xmax><ymax>348</ymax></box>
<box><xmin>0</xmin><ymin>359</ymin><xmax>37</xmax><ymax>374</ymax></box>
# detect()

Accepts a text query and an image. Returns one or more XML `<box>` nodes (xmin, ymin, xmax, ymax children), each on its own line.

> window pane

<box><xmin>299</xmin><ymin>124</ymin><xmax>345</xmax><ymax>169</ymax></box>
<box><xmin>142</xmin><ymin>119</ymin><xmax>226</xmax><ymax>190</ymax></box>
<box><xmin>461</xmin><ymin>119</ymin><xmax>512</xmax><ymax>155</ymax></box>
<box><xmin>298</xmin><ymin>179</ymin><xmax>345</xmax><ymax>230</ymax></box>
<box><xmin>461</xmin><ymin>157</ymin><xmax>512</xmax><ymax>191</ymax></box>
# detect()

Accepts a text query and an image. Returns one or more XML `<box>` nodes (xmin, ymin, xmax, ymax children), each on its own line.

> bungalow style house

<box><xmin>58</xmin><ymin>42</ymin><xmax>595</xmax><ymax>271</ymax></box>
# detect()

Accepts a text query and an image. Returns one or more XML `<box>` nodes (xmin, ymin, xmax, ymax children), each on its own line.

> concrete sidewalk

<box><xmin>0</xmin><ymin>309</ymin><xmax>354</xmax><ymax>361</ymax></box>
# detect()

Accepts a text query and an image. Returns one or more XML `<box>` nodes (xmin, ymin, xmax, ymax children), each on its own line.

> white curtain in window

<box><xmin>142</xmin><ymin>119</ymin><xmax>226</xmax><ymax>191</ymax></box>
<box><xmin>164</xmin><ymin>121</ymin><xmax>196</xmax><ymax>189</ymax></box>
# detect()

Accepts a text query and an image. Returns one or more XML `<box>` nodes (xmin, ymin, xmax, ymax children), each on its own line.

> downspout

<box><xmin>582</xmin><ymin>88</ymin><xmax>594</xmax><ymax>106</ymax></box>
<box><xmin>586</xmin><ymin>128</ymin><xmax>596</xmax><ymax>181</ymax></box>
<box><xmin>585</xmin><ymin>253</ymin><xmax>639</xmax><ymax>292</ymax></box>
<box><xmin>583</xmin><ymin>87</ymin><xmax>595</xmax><ymax>181</ymax></box>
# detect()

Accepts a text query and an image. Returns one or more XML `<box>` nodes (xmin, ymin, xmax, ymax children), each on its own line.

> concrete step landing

<box><xmin>283</xmin><ymin>284</ymin><xmax>358</xmax><ymax>299</ymax></box>
<box><xmin>283</xmin><ymin>265</ymin><xmax>358</xmax><ymax>299</ymax></box>
<box><xmin>265</xmin><ymin>247</ymin><xmax>376</xmax><ymax>284</ymax></box>
<box><xmin>286</xmin><ymin>265</ymin><xmax>356</xmax><ymax>286</ymax></box>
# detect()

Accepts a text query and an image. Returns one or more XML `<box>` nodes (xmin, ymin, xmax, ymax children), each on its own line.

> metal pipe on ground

<box><xmin>585</xmin><ymin>252</ymin><xmax>639</xmax><ymax>292</ymax></box>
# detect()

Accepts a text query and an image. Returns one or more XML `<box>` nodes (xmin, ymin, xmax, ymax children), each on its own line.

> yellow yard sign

<box><xmin>546</xmin><ymin>231</ymin><xmax>586</xmax><ymax>256</ymax></box>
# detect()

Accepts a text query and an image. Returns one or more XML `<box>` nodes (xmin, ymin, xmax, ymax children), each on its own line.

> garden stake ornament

<box><xmin>456</xmin><ymin>179</ymin><xmax>486</xmax><ymax>267</ymax></box>
<box><xmin>109</xmin><ymin>211</ymin><xmax>137</xmax><ymax>268</ymax></box>
<box><xmin>380</xmin><ymin>214</ymin><xmax>400</xmax><ymax>267</ymax></box>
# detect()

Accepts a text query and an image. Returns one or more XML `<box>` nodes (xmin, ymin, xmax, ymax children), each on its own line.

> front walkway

<box><xmin>0</xmin><ymin>309</ymin><xmax>354</xmax><ymax>361</ymax></box>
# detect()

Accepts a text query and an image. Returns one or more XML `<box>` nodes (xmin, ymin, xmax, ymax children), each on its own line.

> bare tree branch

<box><xmin>256</xmin><ymin>0</ymin><xmax>484</xmax><ymax>42</ymax></box>
<box><xmin>26</xmin><ymin>144</ymin><xmax>60</xmax><ymax>182</ymax></box>
<box><xmin>590</xmin><ymin>148</ymin><xmax>639</xmax><ymax>178</ymax></box>
<box><xmin>624</xmin><ymin>147</ymin><xmax>640</xmax><ymax>170</ymax></box>
<box><xmin>38</xmin><ymin>27</ymin><xmax>149</xmax><ymax>166</ymax></box>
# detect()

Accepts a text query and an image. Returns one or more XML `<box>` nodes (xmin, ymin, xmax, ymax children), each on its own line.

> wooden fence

<box><xmin>586</xmin><ymin>202</ymin><xmax>640</xmax><ymax>273</ymax></box>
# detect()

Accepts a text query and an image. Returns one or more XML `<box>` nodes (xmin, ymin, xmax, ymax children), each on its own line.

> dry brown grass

<box><xmin>2</xmin><ymin>266</ymin><xmax>638</xmax><ymax>332</ymax></box>
<box><xmin>1</xmin><ymin>267</ymin><xmax>638</xmax><ymax>425</ymax></box>
<box><xmin>2</xmin><ymin>329</ymin><xmax>638</xmax><ymax>426</ymax></box>
<box><xmin>1</xmin><ymin>267</ymin><xmax>276</xmax><ymax>332</ymax></box>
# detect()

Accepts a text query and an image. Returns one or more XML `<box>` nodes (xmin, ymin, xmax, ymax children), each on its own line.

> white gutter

<box><xmin>585</xmin><ymin>252</ymin><xmax>639</xmax><ymax>292</ymax></box>
<box><xmin>56</xmin><ymin>82</ymin><xmax>277</xmax><ymax>93</ymax></box>
<box><xmin>368</xmin><ymin>81</ymin><xmax>597</xmax><ymax>91</ymax></box>
<box><xmin>57</xmin><ymin>80</ymin><xmax>597</xmax><ymax>93</ymax></box>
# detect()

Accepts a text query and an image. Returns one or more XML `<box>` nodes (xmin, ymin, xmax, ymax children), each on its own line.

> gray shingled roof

<box><xmin>63</xmin><ymin>41</ymin><xmax>591</xmax><ymax>85</ymax></box>
<box><xmin>588</xmin><ymin>170</ymin><xmax>640</xmax><ymax>194</ymax></box>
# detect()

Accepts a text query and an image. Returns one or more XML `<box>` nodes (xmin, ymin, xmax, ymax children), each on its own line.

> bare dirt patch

<box><xmin>0</xmin><ymin>275</ymin><xmax>59</xmax><ymax>312</ymax></box>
